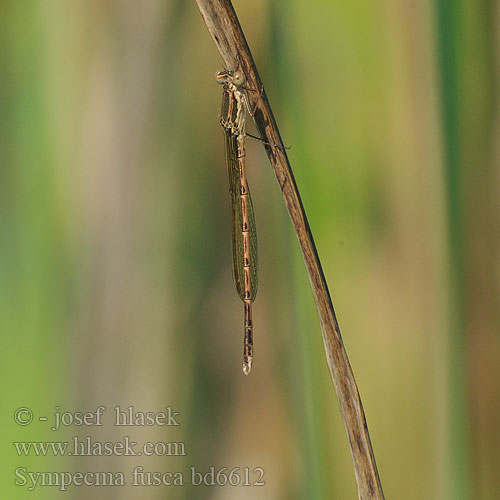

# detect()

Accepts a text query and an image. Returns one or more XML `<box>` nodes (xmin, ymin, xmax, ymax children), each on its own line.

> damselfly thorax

<box><xmin>216</xmin><ymin>68</ymin><xmax>258</xmax><ymax>375</ymax></box>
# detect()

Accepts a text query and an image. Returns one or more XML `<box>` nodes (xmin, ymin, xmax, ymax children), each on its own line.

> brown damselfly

<box><xmin>216</xmin><ymin>67</ymin><xmax>259</xmax><ymax>375</ymax></box>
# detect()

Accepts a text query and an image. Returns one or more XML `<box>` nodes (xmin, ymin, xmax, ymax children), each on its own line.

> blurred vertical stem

<box><xmin>266</xmin><ymin>1</ymin><xmax>334</xmax><ymax>498</ymax></box>
<box><xmin>434</xmin><ymin>1</ymin><xmax>470</xmax><ymax>499</ymax></box>
<box><xmin>0</xmin><ymin>3</ymin><xmax>66</xmax><ymax>499</ymax></box>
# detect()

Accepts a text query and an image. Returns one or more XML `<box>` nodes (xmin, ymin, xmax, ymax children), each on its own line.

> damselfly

<box><xmin>216</xmin><ymin>67</ymin><xmax>258</xmax><ymax>375</ymax></box>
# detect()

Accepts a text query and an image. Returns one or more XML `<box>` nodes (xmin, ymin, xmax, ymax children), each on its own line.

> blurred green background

<box><xmin>1</xmin><ymin>0</ymin><xmax>499</xmax><ymax>499</ymax></box>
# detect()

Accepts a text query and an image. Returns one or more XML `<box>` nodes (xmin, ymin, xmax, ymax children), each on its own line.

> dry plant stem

<box><xmin>195</xmin><ymin>1</ymin><xmax>385</xmax><ymax>499</ymax></box>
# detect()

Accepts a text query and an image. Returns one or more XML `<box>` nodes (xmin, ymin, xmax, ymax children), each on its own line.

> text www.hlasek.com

<box><xmin>13</xmin><ymin>436</ymin><xmax>186</xmax><ymax>457</ymax></box>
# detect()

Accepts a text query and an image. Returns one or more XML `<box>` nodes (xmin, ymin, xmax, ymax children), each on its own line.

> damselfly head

<box><xmin>216</xmin><ymin>69</ymin><xmax>246</xmax><ymax>88</ymax></box>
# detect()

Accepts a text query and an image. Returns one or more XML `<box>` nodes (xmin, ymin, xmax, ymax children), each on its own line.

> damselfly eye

<box><xmin>216</xmin><ymin>71</ymin><xmax>229</xmax><ymax>84</ymax></box>
<box><xmin>232</xmin><ymin>70</ymin><xmax>245</xmax><ymax>87</ymax></box>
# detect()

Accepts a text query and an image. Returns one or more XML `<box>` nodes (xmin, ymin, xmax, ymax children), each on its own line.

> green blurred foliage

<box><xmin>1</xmin><ymin>1</ymin><xmax>499</xmax><ymax>499</ymax></box>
